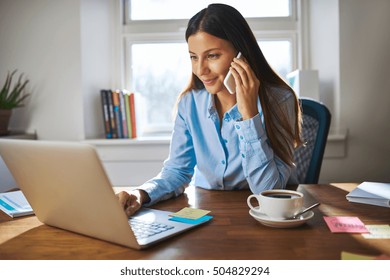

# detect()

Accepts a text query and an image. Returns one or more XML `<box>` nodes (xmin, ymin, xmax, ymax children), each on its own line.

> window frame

<box><xmin>121</xmin><ymin>0</ymin><xmax>301</xmax><ymax>136</ymax></box>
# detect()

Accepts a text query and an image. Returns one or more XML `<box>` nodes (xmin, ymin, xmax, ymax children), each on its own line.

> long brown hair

<box><xmin>178</xmin><ymin>4</ymin><xmax>302</xmax><ymax>166</ymax></box>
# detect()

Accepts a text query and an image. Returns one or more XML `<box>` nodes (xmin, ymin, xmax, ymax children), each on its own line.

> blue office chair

<box><xmin>293</xmin><ymin>98</ymin><xmax>331</xmax><ymax>184</ymax></box>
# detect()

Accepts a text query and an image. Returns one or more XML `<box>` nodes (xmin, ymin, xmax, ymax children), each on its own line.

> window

<box><xmin>123</xmin><ymin>0</ymin><xmax>299</xmax><ymax>136</ymax></box>
<box><xmin>128</xmin><ymin>0</ymin><xmax>290</xmax><ymax>20</ymax></box>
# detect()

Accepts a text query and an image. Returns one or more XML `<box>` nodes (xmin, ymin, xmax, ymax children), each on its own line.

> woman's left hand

<box><xmin>230</xmin><ymin>56</ymin><xmax>260</xmax><ymax>120</ymax></box>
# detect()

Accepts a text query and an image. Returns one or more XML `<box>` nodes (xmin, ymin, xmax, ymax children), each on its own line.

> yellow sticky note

<box><xmin>362</xmin><ymin>225</ymin><xmax>390</xmax><ymax>239</ymax></box>
<box><xmin>171</xmin><ymin>207</ymin><xmax>210</xmax><ymax>220</ymax></box>
<box><xmin>341</xmin><ymin>251</ymin><xmax>375</xmax><ymax>260</ymax></box>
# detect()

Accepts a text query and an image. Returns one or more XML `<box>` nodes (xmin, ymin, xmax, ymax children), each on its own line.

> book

<box><xmin>107</xmin><ymin>90</ymin><xmax>118</xmax><ymax>138</ymax></box>
<box><xmin>100</xmin><ymin>90</ymin><xmax>112</xmax><ymax>138</ymax></box>
<box><xmin>129</xmin><ymin>92</ymin><xmax>137</xmax><ymax>138</ymax></box>
<box><xmin>111</xmin><ymin>90</ymin><xmax>123</xmax><ymax>138</ymax></box>
<box><xmin>0</xmin><ymin>190</ymin><xmax>34</xmax><ymax>218</ymax></box>
<box><xmin>346</xmin><ymin>182</ymin><xmax>390</xmax><ymax>208</ymax></box>
<box><xmin>124</xmin><ymin>92</ymin><xmax>133</xmax><ymax>138</ymax></box>
<box><xmin>119</xmin><ymin>90</ymin><xmax>128</xmax><ymax>138</ymax></box>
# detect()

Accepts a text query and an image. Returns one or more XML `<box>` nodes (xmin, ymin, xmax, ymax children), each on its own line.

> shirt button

<box><xmin>224</xmin><ymin>139</ymin><xmax>228</xmax><ymax>144</ymax></box>
<box><xmin>221</xmin><ymin>160</ymin><xmax>226</xmax><ymax>165</ymax></box>
<box><xmin>239</xmin><ymin>135</ymin><xmax>244</xmax><ymax>140</ymax></box>
<box><xmin>224</xmin><ymin>116</ymin><xmax>230</xmax><ymax>122</ymax></box>
<box><xmin>235</xmin><ymin>124</ymin><xmax>241</xmax><ymax>129</ymax></box>
<box><xmin>241</xmin><ymin>153</ymin><xmax>245</xmax><ymax>158</ymax></box>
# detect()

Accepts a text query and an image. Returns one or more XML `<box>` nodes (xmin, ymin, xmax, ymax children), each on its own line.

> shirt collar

<box><xmin>207</xmin><ymin>94</ymin><xmax>218</xmax><ymax>121</ymax></box>
<box><xmin>207</xmin><ymin>94</ymin><xmax>241</xmax><ymax>122</ymax></box>
<box><xmin>207</xmin><ymin>91</ymin><xmax>262</xmax><ymax>122</ymax></box>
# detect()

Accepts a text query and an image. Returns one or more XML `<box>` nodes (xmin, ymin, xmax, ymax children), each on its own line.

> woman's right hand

<box><xmin>116</xmin><ymin>189</ymin><xmax>150</xmax><ymax>217</ymax></box>
<box><xmin>230</xmin><ymin>56</ymin><xmax>260</xmax><ymax>120</ymax></box>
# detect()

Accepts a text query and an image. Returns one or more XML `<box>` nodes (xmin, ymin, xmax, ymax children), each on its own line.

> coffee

<box><xmin>264</xmin><ymin>194</ymin><xmax>299</xmax><ymax>199</ymax></box>
<box><xmin>247</xmin><ymin>190</ymin><xmax>304</xmax><ymax>220</ymax></box>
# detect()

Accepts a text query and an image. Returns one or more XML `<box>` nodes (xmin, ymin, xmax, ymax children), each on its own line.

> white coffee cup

<box><xmin>247</xmin><ymin>190</ymin><xmax>304</xmax><ymax>220</ymax></box>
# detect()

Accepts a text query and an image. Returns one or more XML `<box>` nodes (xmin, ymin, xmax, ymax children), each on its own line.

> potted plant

<box><xmin>0</xmin><ymin>70</ymin><xmax>30</xmax><ymax>136</ymax></box>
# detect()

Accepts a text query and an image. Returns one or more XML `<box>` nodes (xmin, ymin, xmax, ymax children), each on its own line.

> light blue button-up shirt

<box><xmin>139</xmin><ymin>87</ymin><xmax>297</xmax><ymax>206</ymax></box>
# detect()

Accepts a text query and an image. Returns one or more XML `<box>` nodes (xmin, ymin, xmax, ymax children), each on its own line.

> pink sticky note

<box><xmin>323</xmin><ymin>216</ymin><xmax>369</xmax><ymax>233</ymax></box>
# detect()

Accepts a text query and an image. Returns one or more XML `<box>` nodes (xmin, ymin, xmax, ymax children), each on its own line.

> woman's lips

<box><xmin>202</xmin><ymin>78</ymin><xmax>217</xmax><ymax>86</ymax></box>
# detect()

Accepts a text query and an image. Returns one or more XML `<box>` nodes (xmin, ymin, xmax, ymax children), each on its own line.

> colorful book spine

<box><xmin>124</xmin><ymin>92</ymin><xmax>132</xmax><ymax>138</ymax></box>
<box><xmin>119</xmin><ymin>90</ymin><xmax>128</xmax><ymax>138</ymax></box>
<box><xmin>100</xmin><ymin>90</ymin><xmax>112</xmax><ymax>138</ymax></box>
<box><xmin>107</xmin><ymin>90</ymin><xmax>117</xmax><ymax>138</ymax></box>
<box><xmin>129</xmin><ymin>92</ymin><xmax>137</xmax><ymax>138</ymax></box>
<box><xmin>112</xmin><ymin>90</ymin><xmax>123</xmax><ymax>138</ymax></box>
<box><xmin>100</xmin><ymin>89</ymin><xmax>137</xmax><ymax>139</ymax></box>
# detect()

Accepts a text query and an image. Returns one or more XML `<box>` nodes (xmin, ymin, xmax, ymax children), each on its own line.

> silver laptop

<box><xmin>0</xmin><ymin>139</ymin><xmax>210</xmax><ymax>249</ymax></box>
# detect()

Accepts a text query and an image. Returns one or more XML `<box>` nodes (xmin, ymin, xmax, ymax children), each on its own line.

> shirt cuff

<box><xmin>234</xmin><ymin>113</ymin><xmax>266</xmax><ymax>142</ymax></box>
<box><xmin>135</xmin><ymin>182</ymin><xmax>159</xmax><ymax>206</ymax></box>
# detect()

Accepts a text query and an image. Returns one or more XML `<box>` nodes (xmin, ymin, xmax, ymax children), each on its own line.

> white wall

<box><xmin>309</xmin><ymin>0</ymin><xmax>340</xmax><ymax>131</ymax></box>
<box><xmin>1</xmin><ymin>0</ymin><xmax>389</xmax><ymax>185</ymax></box>
<box><xmin>0</xmin><ymin>0</ymin><xmax>114</xmax><ymax>140</ymax></box>
<box><xmin>0</xmin><ymin>0</ymin><xmax>84</xmax><ymax>140</ymax></box>
<box><xmin>80</xmin><ymin>0</ymin><xmax>118</xmax><ymax>139</ymax></box>
<box><xmin>336</xmin><ymin>0</ymin><xmax>390</xmax><ymax>182</ymax></box>
<box><xmin>311</xmin><ymin>0</ymin><xmax>390</xmax><ymax>182</ymax></box>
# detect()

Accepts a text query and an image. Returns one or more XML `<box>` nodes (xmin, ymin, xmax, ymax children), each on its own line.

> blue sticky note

<box><xmin>169</xmin><ymin>215</ymin><xmax>213</xmax><ymax>225</ymax></box>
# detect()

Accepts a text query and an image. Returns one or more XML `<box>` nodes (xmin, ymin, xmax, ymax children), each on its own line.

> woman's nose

<box><xmin>196</xmin><ymin>59</ymin><xmax>209</xmax><ymax>76</ymax></box>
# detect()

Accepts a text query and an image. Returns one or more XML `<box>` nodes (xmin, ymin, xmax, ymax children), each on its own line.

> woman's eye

<box><xmin>207</xmin><ymin>54</ymin><xmax>220</xmax><ymax>60</ymax></box>
<box><xmin>190</xmin><ymin>55</ymin><xmax>198</xmax><ymax>61</ymax></box>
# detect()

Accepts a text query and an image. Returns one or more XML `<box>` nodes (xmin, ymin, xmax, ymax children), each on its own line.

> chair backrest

<box><xmin>293</xmin><ymin>98</ymin><xmax>331</xmax><ymax>184</ymax></box>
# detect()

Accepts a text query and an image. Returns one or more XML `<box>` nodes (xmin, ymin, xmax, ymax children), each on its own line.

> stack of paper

<box><xmin>346</xmin><ymin>182</ymin><xmax>390</xmax><ymax>208</ymax></box>
<box><xmin>0</xmin><ymin>190</ymin><xmax>34</xmax><ymax>218</ymax></box>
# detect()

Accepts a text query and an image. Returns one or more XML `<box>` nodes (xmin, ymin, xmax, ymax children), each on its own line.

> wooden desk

<box><xmin>0</xmin><ymin>184</ymin><xmax>389</xmax><ymax>260</ymax></box>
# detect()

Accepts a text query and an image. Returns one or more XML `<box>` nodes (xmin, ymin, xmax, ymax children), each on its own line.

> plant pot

<box><xmin>0</xmin><ymin>109</ymin><xmax>12</xmax><ymax>136</ymax></box>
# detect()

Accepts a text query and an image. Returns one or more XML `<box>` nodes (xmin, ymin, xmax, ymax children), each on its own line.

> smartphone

<box><xmin>223</xmin><ymin>52</ymin><xmax>242</xmax><ymax>94</ymax></box>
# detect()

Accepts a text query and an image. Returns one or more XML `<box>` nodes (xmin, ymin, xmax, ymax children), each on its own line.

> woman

<box><xmin>117</xmin><ymin>4</ymin><xmax>302</xmax><ymax>217</ymax></box>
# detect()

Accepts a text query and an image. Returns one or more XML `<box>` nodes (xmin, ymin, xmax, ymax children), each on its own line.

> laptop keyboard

<box><xmin>129</xmin><ymin>218</ymin><xmax>175</xmax><ymax>239</ymax></box>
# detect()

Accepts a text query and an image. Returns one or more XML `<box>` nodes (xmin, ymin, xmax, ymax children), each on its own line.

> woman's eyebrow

<box><xmin>189</xmin><ymin>48</ymin><xmax>221</xmax><ymax>55</ymax></box>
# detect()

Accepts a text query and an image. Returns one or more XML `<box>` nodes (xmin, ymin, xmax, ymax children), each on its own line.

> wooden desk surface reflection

<box><xmin>0</xmin><ymin>184</ymin><xmax>389</xmax><ymax>260</ymax></box>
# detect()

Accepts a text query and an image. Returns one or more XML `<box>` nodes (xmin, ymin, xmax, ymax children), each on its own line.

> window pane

<box><xmin>259</xmin><ymin>40</ymin><xmax>292</xmax><ymax>79</ymax></box>
<box><xmin>130</xmin><ymin>0</ymin><xmax>290</xmax><ymax>20</ymax></box>
<box><xmin>131</xmin><ymin>43</ymin><xmax>191</xmax><ymax>132</ymax></box>
<box><xmin>130</xmin><ymin>41</ymin><xmax>292</xmax><ymax>135</ymax></box>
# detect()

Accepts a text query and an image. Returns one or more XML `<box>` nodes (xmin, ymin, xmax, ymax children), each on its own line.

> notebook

<box><xmin>346</xmin><ymin>182</ymin><xmax>390</xmax><ymax>208</ymax></box>
<box><xmin>0</xmin><ymin>139</ymin><xmax>210</xmax><ymax>249</ymax></box>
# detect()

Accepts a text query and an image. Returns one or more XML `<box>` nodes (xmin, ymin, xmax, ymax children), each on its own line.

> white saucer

<box><xmin>249</xmin><ymin>207</ymin><xmax>314</xmax><ymax>228</ymax></box>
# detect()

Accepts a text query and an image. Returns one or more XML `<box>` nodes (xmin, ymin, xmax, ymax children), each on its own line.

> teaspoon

<box><xmin>290</xmin><ymin>202</ymin><xmax>321</xmax><ymax>219</ymax></box>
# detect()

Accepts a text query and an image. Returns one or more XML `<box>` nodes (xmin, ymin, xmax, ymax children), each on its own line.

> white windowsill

<box><xmin>84</xmin><ymin>136</ymin><xmax>171</xmax><ymax>146</ymax></box>
<box><xmin>83</xmin><ymin>131</ymin><xmax>347</xmax><ymax>186</ymax></box>
<box><xmin>84</xmin><ymin>131</ymin><xmax>348</xmax><ymax>159</ymax></box>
